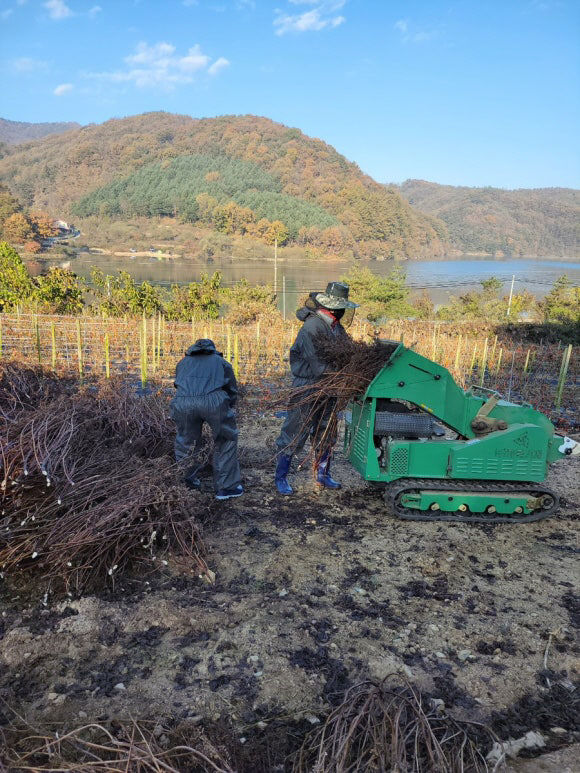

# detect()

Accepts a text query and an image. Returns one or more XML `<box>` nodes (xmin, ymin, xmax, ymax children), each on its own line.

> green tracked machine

<box><xmin>344</xmin><ymin>342</ymin><xmax>578</xmax><ymax>523</ymax></box>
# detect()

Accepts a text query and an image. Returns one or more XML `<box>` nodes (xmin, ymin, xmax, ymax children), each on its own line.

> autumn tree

<box><xmin>3</xmin><ymin>212</ymin><xmax>35</xmax><ymax>243</ymax></box>
<box><xmin>24</xmin><ymin>241</ymin><xmax>42</xmax><ymax>254</ymax></box>
<box><xmin>213</xmin><ymin>201</ymin><xmax>255</xmax><ymax>235</ymax></box>
<box><xmin>196</xmin><ymin>192</ymin><xmax>219</xmax><ymax>223</ymax></box>
<box><xmin>29</xmin><ymin>212</ymin><xmax>58</xmax><ymax>240</ymax></box>
<box><xmin>265</xmin><ymin>220</ymin><xmax>289</xmax><ymax>245</ymax></box>
<box><xmin>0</xmin><ymin>185</ymin><xmax>21</xmax><ymax>230</ymax></box>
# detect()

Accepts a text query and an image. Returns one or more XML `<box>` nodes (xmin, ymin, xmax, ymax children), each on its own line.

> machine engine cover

<box><xmin>374</xmin><ymin>411</ymin><xmax>444</xmax><ymax>438</ymax></box>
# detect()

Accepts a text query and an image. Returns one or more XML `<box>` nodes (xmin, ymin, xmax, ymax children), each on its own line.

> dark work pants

<box><xmin>171</xmin><ymin>390</ymin><xmax>241</xmax><ymax>492</ymax></box>
<box><xmin>275</xmin><ymin>381</ymin><xmax>337</xmax><ymax>456</ymax></box>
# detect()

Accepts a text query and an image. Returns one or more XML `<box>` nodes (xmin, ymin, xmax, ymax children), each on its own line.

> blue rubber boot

<box><xmin>275</xmin><ymin>453</ymin><xmax>293</xmax><ymax>495</ymax></box>
<box><xmin>316</xmin><ymin>453</ymin><xmax>341</xmax><ymax>489</ymax></box>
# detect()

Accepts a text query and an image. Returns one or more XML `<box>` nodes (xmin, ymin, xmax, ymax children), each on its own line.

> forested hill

<box><xmin>0</xmin><ymin>117</ymin><xmax>81</xmax><ymax>145</ymax></box>
<box><xmin>0</xmin><ymin>112</ymin><xmax>448</xmax><ymax>259</ymax></box>
<box><xmin>399</xmin><ymin>179</ymin><xmax>579</xmax><ymax>257</ymax></box>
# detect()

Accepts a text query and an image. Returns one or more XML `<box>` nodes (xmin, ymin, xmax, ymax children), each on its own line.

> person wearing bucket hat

<box><xmin>275</xmin><ymin>282</ymin><xmax>359</xmax><ymax>495</ymax></box>
<box><xmin>170</xmin><ymin>338</ymin><xmax>243</xmax><ymax>501</ymax></box>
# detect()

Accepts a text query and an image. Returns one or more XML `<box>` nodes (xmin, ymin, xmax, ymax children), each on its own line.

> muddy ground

<box><xmin>0</xmin><ymin>399</ymin><xmax>578</xmax><ymax>768</ymax></box>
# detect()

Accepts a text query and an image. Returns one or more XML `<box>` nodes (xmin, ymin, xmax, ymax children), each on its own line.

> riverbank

<box><xmin>26</xmin><ymin>249</ymin><xmax>580</xmax><ymax>309</ymax></box>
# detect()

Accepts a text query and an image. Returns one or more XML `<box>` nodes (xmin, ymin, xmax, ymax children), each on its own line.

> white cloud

<box><xmin>1</xmin><ymin>9</ymin><xmax>14</xmax><ymax>20</ymax></box>
<box><xmin>274</xmin><ymin>1</ymin><xmax>346</xmax><ymax>35</ymax></box>
<box><xmin>177</xmin><ymin>44</ymin><xmax>211</xmax><ymax>72</ymax></box>
<box><xmin>394</xmin><ymin>17</ymin><xmax>437</xmax><ymax>44</ymax></box>
<box><xmin>88</xmin><ymin>5</ymin><xmax>102</xmax><ymax>18</ymax></box>
<box><xmin>54</xmin><ymin>82</ymin><xmax>73</xmax><ymax>95</ymax></box>
<box><xmin>126</xmin><ymin>41</ymin><xmax>177</xmax><ymax>67</ymax></box>
<box><xmin>12</xmin><ymin>57</ymin><xmax>49</xmax><ymax>72</ymax></box>
<box><xmin>208</xmin><ymin>56</ymin><xmax>230</xmax><ymax>75</ymax></box>
<box><xmin>44</xmin><ymin>0</ymin><xmax>73</xmax><ymax>20</ymax></box>
<box><xmin>183</xmin><ymin>0</ymin><xmax>198</xmax><ymax>5</ymax></box>
<box><xmin>86</xmin><ymin>41</ymin><xmax>228</xmax><ymax>90</ymax></box>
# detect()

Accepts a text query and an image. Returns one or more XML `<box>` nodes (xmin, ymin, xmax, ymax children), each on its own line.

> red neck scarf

<box><xmin>318</xmin><ymin>308</ymin><xmax>339</xmax><ymax>328</ymax></box>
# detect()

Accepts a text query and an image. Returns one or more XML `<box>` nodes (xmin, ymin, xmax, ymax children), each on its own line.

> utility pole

<box><xmin>506</xmin><ymin>274</ymin><xmax>515</xmax><ymax>317</ymax></box>
<box><xmin>282</xmin><ymin>275</ymin><xmax>286</xmax><ymax>320</ymax></box>
<box><xmin>274</xmin><ymin>238</ymin><xmax>278</xmax><ymax>296</ymax></box>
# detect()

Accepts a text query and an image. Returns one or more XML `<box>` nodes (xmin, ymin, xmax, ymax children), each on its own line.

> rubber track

<box><xmin>385</xmin><ymin>478</ymin><xmax>559</xmax><ymax>524</ymax></box>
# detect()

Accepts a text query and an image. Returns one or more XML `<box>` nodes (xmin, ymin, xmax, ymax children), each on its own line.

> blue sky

<box><xmin>2</xmin><ymin>0</ymin><xmax>579</xmax><ymax>188</ymax></box>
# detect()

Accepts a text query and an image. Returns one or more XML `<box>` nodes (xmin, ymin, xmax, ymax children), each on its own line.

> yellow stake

<box><xmin>104</xmin><ymin>332</ymin><xmax>110</xmax><ymax>378</ymax></box>
<box><xmin>523</xmin><ymin>348</ymin><xmax>531</xmax><ymax>374</ymax></box>
<box><xmin>454</xmin><ymin>335</ymin><xmax>462</xmax><ymax>372</ymax></box>
<box><xmin>233</xmin><ymin>333</ymin><xmax>239</xmax><ymax>379</ymax></box>
<box><xmin>76</xmin><ymin>318</ymin><xmax>83</xmax><ymax>382</ymax></box>
<box><xmin>480</xmin><ymin>337</ymin><xmax>489</xmax><ymax>386</ymax></box>
<box><xmin>51</xmin><ymin>322</ymin><xmax>56</xmax><ymax>369</ymax></box>
<box><xmin>470</xmin><ymin>343</ymin><xmax>477</xmax><ymax>372</ymax></box>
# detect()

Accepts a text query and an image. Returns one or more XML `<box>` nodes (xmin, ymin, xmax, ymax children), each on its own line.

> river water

<box><xmin>29</xmin><ymin>253</ymin><xmax>580</xmax><ymax>309</ymax></box>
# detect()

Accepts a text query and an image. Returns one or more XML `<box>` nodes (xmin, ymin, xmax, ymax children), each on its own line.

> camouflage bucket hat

<box><xmin>315</xmin><ymin>281</ymin><xmax>359</xmax><ymax>310</ymax></box>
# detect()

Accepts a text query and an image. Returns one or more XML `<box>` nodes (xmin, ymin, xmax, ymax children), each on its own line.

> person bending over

<box><xmin>171</xmin><ymin>338</ymin><xmax>243</xmax><ymax>501</ymax></box>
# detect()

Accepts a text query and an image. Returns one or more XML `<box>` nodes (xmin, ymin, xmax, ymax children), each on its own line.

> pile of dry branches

<box><xmin>0</xmin><ymin>365</ymin><xmax>211</xmax><ymax>594</ymax></box>
<box><xmin>0</xmin><ymin>679</ymin><xmax>502</xmax><ymax>772</ymax></box>
<box><xmin>0</xmin><ymin>717</ymin><xmax>234</xmax><ymax>772</ymax></box>
<box><xmin>312</xmin><ymin>334</ymin><xmax>399</xmax><ymax>401</ymax></box>
<box><xmin>293</xmin><ymin>679</ymin><xmax>498</xmax><ymax>772</ymax></box>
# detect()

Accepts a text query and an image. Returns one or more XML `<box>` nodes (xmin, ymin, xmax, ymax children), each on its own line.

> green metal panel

<box><xmin>346</xmin><ymin>419</ymin><xmax>550</xmax><ymax>484</ymax></box>
<box><xmin>365</xmin><ymin>345</ymin><xmax>476</xmax><ymax>436</ymax></box>
<box><xmin>345</xmin><ymin>399</ymin><xmax>373</xmax><ymax>477</ymax></box>
<box><xmin>344</xmin><ymin>344</ymin><xmax>565</xmax><ymax>486</ymax></box>
<box><xmin>363</xmin><ymin>345</ymin><xmax>557</xmax><ymax>442</ymax></box>
<box><xmin>448</xmin><ymin>425</ymin><xmax>548</xmax><ymax>481</ymax></box>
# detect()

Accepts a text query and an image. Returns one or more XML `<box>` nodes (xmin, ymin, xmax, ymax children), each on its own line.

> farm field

<box><xmin>0</xmin><ymin>313</ymin><xmax>577</xmax><ymax>428</ymax></box>
<box><xmin>0</xmin><ymin>319</ymin><xmax>578</xmax><ymax>770</ymax></box>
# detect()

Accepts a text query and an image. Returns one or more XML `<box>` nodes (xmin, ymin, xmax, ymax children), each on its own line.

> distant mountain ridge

<box><xmin>1</xmin><ymin>113</ymin><xmax>577</xmax><ymax>259</ymax></box>
<box><xmin>0</xmin><ymin>112</ymin><xmax>448</xmax><ymax>259</ymax></box>
<box><xmin>399</xmin><ymin>179</ymin><xmax>579</xmax><ymax>258</ymax></box>
<box><xmin>0</xmin><ymin>117</ymin><xmax>81</xmax><ymax>145</ymax></box>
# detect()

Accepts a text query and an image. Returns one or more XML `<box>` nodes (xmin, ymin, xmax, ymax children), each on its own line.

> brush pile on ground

<box><xmin>0</xmin><ymin>678</ymin><xmax>506</xmax><ymax>772</ymax></box>
<box><xmin>294</xmin><ymin>679</ymin><xmax>498</xmax><ymax>772</ymax></box>
<box><xmin>0</xmin><ymin>364</ymin><xmax>210</xmax><ymax>595</ymax></box>
<box><xmin>0</xmin><ymin>717</ymin><xmax>235</xmax><ymax>773</ymax></box>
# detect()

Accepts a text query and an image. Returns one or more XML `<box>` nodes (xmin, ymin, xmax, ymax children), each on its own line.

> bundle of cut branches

<box><xmin>0</xmin><ymin>366</ymin><xmax>211</xmax><ymax>594</ymax></box>
<box><xmin>293</xmin><ymin>678</ymin><xmax>499</xmax><ymax>772</ymax></box>
<box><xmin>275</xmin><ymin>336</ymin><xmax>399</xmax><ymax>461</ymax></box>
<box><xmin>313</xmin><ymin>335</ymin><xmax>399</xmax><ymax>399</ymax></box>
